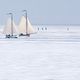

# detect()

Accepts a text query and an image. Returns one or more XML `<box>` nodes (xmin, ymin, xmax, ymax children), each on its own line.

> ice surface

<box><xmin>0</xmin><ymin>26</ymin><xmax>80</xmax><ymax>80</ymax></box>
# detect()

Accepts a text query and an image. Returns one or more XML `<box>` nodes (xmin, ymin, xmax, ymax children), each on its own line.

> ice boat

<box><xmin>3</xmin><ymin>18</ymin><xmax>18</xmax><ymax>38</ymax></box>
<box><xmin>18</xmin><ymin>16</ymin><xmax>36</xmax><ymax>37</ymax></box>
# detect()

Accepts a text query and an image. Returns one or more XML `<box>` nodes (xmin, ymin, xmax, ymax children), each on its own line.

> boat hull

<box><xmin>6</xmin><ymin>35</ymin><xmax>18</xmax><ymax>38</ymax></box>
<box><xmin>19</xmin><ymin>33</ymin><xmax>30</xmax><ymax>37</ymax></box>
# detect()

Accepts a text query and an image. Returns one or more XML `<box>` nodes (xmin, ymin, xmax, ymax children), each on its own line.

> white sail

<box><xmin>3</xmin><ymin>18</ymin><xmax>18</xmax><ymax>35</ymax></box>
<box><xmin>18</xmin><ymin>16</ymin><xmax>35</xmax><ymax>34</ymax></box>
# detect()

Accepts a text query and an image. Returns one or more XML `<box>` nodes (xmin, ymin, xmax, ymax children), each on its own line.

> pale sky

<box><xmin>0</xmin><ymin>0</ymin><xmax>80</xmax><ymax>25</ymax></box>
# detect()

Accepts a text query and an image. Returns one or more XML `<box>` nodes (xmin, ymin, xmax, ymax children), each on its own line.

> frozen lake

<box><xmin>0</xmin><ymin>26</ymin><xmax>80</xmax><ymax>80</ymax></box>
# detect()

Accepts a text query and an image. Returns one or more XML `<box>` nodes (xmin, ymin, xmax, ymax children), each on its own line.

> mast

<box><xmin>23</xmin><ymin>10</ymin><xmax>28</xmax><ymax>35</ymax></box>
<box><xmin>8</xmin><ymin>13</ymin><xmax>13</xmax><ymax>36</ymax></box>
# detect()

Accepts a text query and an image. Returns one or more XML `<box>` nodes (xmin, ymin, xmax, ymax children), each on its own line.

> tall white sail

<box><xmin>18</xmin><ymin>16</ymin><xmax>35</xmax><ymax>34</ymax></box>
<box><xmin>3</xmin><ymin>18</ymin><xmax>18</xmax><ymax>35</ymax></box>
